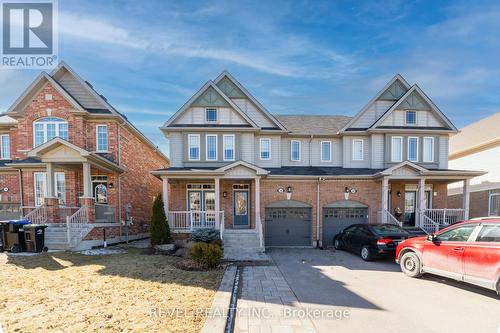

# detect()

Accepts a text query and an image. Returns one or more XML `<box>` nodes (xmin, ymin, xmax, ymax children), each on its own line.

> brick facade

<box><xmin>448</xmin><ymin>189</ymin><xmax>494</xmax><ymax>218</ymax></box>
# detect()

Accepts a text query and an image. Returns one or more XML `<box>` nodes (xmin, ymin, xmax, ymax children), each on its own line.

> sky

<box><xmin>1</xmin><ymin>0</ymin><xmax>500</xmax><ymax>156</ymax></box>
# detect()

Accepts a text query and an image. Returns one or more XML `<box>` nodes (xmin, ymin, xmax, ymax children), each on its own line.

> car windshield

<box><xmin>371</xmin><ymin>224</ymin><xmax>406</xmax><ymax>235</ymax></box>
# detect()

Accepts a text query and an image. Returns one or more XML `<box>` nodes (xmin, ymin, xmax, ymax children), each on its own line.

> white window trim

<box><xmin>290</xmin><ymin>140</ymin><xmax>301</xmax><ymax>162</ymax></box>
<box><xmin>352</xmin><ymin>139</ymin><xmax>364</xmax><ymax>161</ymax></box>
<box><xmin>391</xmin><ymin>136</ymin><xmax>403</xmax><ymax>162</ymax></box>
<box><xmin>55</xmin><ymin>172</ymin><xmax>66</xmax><ymax>205</ymax></box>
<box><xmin>405</xmin><ymin>110</ymin><xmax>417</xmax><ymax>125</ymax></box>
<box><xmin>188</xmin><ymin>134</ymin><xmax>201</xmax><ymax>161</ymax></box>
<box><xmin>223</xmin><ymin>134</ymin><xmax>235</xmax><ymax>161</ymax></box>
<box><xmin>407</xmin><ymin>136</ymin><xmax>419</xmax><ymax>162</ymax></box>
<box><xmin>95</xmin><ymin>124</ymin><xmax>109</xmax><ymax>152</ymax></box>
<box><xmin>488</xmin><ymin>191</ymin><xmax>499</xmax><ymax>216</ymax></box>
<box><xmin>205</xmin><ymin>134</ymin><xmax>218</xmax><ymax>161</ymax></box>
<box><xmin>33</xmin><ymin>172</ymin><xmax>47</xmax><ymax>207</ymax></box>
<box><xmin>205</xmin><ymin>108</ymin><xmax>218</xmax><ymax>122</ymax></box>
<box><xmin>260</xmin><ymin>138</ymin><xmax>271</xmax><ymax>160</ymax></box>
<box><xmin>0</xmin><ymin>134</ymin><xmax>10</xmax><ymax>160</ymax></box>
<box><xmin>423</xmin><ymin>137</ymin><xmax>434</xmax><ymax>162</ymax></box>
<box><xmin>320</xmin><ymin>141</ymin><xmax>331</xmax><ymax>162</ymax></box>
<box><xmin>32</xmin><ymin>118</ymin><xmax>69</xmax><ymax>147</ymax></box>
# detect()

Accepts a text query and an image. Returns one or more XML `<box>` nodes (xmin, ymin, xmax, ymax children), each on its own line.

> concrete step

<box><xmin>223</xmin><ymin>247</ymin><xmax>269</xmax><ymax>262</ymax></box>
<box><xmin>45</xmin><ymin>241</ymin><xmax>70</xmax><ymax>250</ymax></box>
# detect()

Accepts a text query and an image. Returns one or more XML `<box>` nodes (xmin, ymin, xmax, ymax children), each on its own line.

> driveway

<box><xmin>269</xmin><ymin>248</ymin><xmax>500</xmax><ymax>333</ymax></box>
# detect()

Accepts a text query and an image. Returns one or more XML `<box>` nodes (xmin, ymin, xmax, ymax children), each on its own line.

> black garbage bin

<box><xmin>0</xmin><ymin>221</ymin><xmax>9</xmax><ymax>251</ymax></box>
<box><xmin>6</xmin><ymin>219</ymin><xmax>31</xmax><ymax>252</ymax></box>
<box><xmin>23</xmin><ymin>225</ymin><xmax>48</xmax><ymax>253</ymax></box>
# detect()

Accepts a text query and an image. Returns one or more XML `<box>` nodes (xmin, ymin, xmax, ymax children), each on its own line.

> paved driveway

<box><xmin>269</xmin><ymin>248</ymin><xmax>500</xmax><ymax>333</ymax></box>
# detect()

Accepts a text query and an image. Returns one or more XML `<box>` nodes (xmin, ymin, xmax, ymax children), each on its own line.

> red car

<box><xmin>396</xmin><ymin>218</ymin><xmax>500</xmax><ymax>294</ymax></box>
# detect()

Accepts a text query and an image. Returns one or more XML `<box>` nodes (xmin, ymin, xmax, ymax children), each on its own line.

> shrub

<box><xmin>191</xmin><ymin>228</ymin><xmax>220</xmax><ymax>243</ymax></box>
<box><xmin>189</xmin><ymin>242</ymin><xmax>223</xmax><ymax>269</ymax></box>
<box><xmin>150</xmin><ymin>193</ymin><xmax>171</xmax><ymax>246</ymax></box>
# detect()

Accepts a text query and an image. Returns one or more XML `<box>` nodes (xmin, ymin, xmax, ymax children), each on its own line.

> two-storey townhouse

<box><xmin>0</xmin><ymin>62</ymin><xmax>169</xmax><ymax>250</ymax></box>
<box><xmin>152</xmin><ymin>72</ymin><xmax>483</xmax><ymax>256</ymax></box>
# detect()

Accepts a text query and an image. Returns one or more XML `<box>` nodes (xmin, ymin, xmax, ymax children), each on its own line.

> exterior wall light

<box><xmin>286</xmin><ymin>186</ymin><xmax>293</xmax><ymax>200</ymax></box>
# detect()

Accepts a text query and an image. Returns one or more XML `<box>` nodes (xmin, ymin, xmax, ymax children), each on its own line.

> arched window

<box><xmin>33</xmin><ymin>117</ymin><xmax>69</xmax><ymax>147</ymax></box>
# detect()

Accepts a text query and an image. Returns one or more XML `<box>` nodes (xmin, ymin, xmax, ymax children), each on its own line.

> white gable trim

<box><xmin>162</xmin><ymin>80</ymin><xmax>259</xmax><ymax>129</ymax></box>
<box><xmin>371</xmin><ymin>85</ymin><xmax>457</xmax><ymax>131</ymax></box>
<box><xmin>5</xmin><ymin>72</ymin><xmax>85</xmax><ymax>114</ymax></box>
<box><xmin>216</xmin><ymin>160</ymin><xmax>269</xmax><ymax>175</ymax></box>
<box><xmin>339</xmin><ymin>74</ymin><xmax>411</xmax><ymax>132</ymax></box>
<box><xmin>214</xmin><ymin>71</ymin><xmax>287</xmax><ymax>131</ymax></box>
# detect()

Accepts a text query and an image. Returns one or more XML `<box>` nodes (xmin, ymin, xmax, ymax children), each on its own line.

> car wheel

<box><xmin>360</xmin><ymin>246</ymin><xmax>373</xmax><ymax>261</ymax></box>
<box><xmin>400</xmin><ymin>252</ymin><xmax>423</xmax><ymax>278</ymax></box>
<box><xmin>334</xmin><ymin>238</ymin><xmax>343</xmax><ymax>250</ymax></box>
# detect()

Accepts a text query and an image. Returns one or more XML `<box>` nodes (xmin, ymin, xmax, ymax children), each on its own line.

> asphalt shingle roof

<box><xmin>275</xmin><ymin>115</ymin><xmax>352</xmax><ymax>135</ymax></box>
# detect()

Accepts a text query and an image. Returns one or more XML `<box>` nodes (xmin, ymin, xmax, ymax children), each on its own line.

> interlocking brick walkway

<box><xmin>235</xmin><ymin>266</ymin><xmax>317</xmax><ymax>333</ymax></box>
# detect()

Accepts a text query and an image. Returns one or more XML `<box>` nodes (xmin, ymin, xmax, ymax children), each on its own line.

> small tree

<box><xmin>150</xmin><ymin>193</ymin><xmax>171</xmax><ymax>245</ymax></box>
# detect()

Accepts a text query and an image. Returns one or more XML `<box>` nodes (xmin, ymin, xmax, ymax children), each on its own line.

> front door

<box><xmin>404</xmin><ymin>191</ymin><xmax>416</xmax><ymax>226</ymax></box>
<box><xmin>188</xmin><ymin>191</ymin><xmax>202</xmax><ymax>226</ymax></box>
<box><xmin>233</xmin><ymin>190</ymin><xmax>249</xmax><ymax>228</ymax></box>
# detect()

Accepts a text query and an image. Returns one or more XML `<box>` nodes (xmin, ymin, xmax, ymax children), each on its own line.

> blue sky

<box><xmin>1</xmin><ymin>0</ymin><xmax>500</xmax><ymax>156</ymax></box>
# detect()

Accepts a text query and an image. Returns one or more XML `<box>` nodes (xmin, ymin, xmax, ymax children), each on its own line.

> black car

<box><xmin>333</xmin><ymin>224</ymin><xmax>412</xmax><ymax>261</ymax></box>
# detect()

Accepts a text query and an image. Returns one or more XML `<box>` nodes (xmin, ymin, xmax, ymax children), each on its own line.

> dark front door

<box><xmin>233</xmin><ymin>190</ymin><xmax>249</xmax><ymax>228</ymax></box>
<box><xmin>404</xmin><ymin>191</ymin><xmax>416</xmax><ymax>226</ymax></box>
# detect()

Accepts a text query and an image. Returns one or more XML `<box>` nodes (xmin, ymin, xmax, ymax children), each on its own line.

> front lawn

<box><xmin>0</xmin><ymin>248</ymin><xmax>223</xmax><ymax>333</ymax></box>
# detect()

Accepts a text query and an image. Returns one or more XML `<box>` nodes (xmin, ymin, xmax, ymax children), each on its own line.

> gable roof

<box><xmin>370</xmin><ymin>85</ymin><xmax>457</xmax><ymax>131</ymax></box>
<box><xmin>215</xmin><ymin>160</ymin><xmax>269</xmax><ymax>175</ymax></box>
<box><xmin>275</xmin><ymin>115</ymin><xmax>352</xmax><ymax>135</ymax></box>
<box><xmin>340</xmin><ymin>74</ymin><xmax>411</xmax><ymax>132</ymax></box>
<box><xmin>161</xmin><ymin>80</ymin><xmax>259</xmax><ymax>129</ymax></box>
<box><xmin>214</xmin><ymin>71</ymin><xmax>287</xmax><ymax>131</ymax></box>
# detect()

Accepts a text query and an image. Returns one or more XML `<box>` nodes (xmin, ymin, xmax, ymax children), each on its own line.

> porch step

<box><xmin>223</xmin><ymin>247</ymin><xmax>270</xmax><ymax>262</ymax></box>
<box><xmin>403</xmin><ymin>226</ymin><xmax>428</xmax><ymax>236</ymax></box>
<box><xmin>223</xmin><ymin>230</ymin><xmax>261</xmax><ymax>248</ymax></box>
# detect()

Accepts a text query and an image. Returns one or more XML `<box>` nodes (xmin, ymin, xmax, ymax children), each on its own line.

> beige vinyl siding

<box><xmin>350</xmin><ymin>100</ymin><xmax>394</xmax><ymax>128</ymax></box>
<box><xmin>281</xmin><ymin>138</ymin><xmax>310</xmax><ymax>166</ymax></box>
<box><xmin>370</xmin><ymin>134</ymin><xmax>385</xmax><ymax>168</ymax></box>
<box><xmin>343</xmin><ymin>136</ymin><xmax>371</xmax><ymax>168</ymax></box>
<box><xmin>174</xmin><ymin>107</ymin><xmax>248</xmax><ymax>125</ymax></box>
<box><xmin>439</xmin><ymin>135</ymin><xmax>449</xmax><ymax>169</ymax></box>
<box><xmin>254</xmin><ymin>135</ymin><xmax>281</xmax><ymax>167</ymax></box>
<box><xmin>239</xmin><ymin>132</ymin><xmax>255</xmax><ymax>164</ymax></box>
<box><xmin>168</xmin><ymin>132</ymin><xmax>183</xmax><ymax>167</ymax></box>
<box><xmin>58</xmin><ymin>72</ymin><xmax>105</xmax><ymax>109</ymax></box>
<box><xmin>231</xmin><ymin>98</ymin><xmax>275</xmax><ymax>128</ymax></box>
<box><xmin>310</xmin><ymin>138</ymin><xmax>342</xmax><ymax>166</ymax></box>
<box><xmin>381</xmin><ymin>110</ymin><xmax>444</xmax><ymax>127</ymax></box>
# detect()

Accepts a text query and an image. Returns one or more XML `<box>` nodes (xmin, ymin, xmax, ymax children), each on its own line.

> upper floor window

<box><xmin>33</xmin><ymin>117</ymin><xmax>68</xmax><ymax>147</ymax></box>
<box><xmin>0</xmin><ymin>135</ymin><xmax>10</xmax><ymax>159</ymax></box>
<box><xmin>291</xmin><ymin>140</ymin><xmax>301</xmax><ymax>161</ymax></box>
<box><xmin>391</xmin><ymin>136</ymin><xmax>403</xmax><ymax>162</ymax></box>
<box><xmin>206</xmin><ymin>108</ymin><xmax>217</xmax><ymax>122</ymax></box>
<box><xmin>406</xmin><ymin>111</ymin><xmax>417</xmax><ymax>125</ymax></box>
<box><xmin>96</xmin><ymin>125</ymin><xmax>108</xmax><ymax>152</ymax></box>
<box><xmin>408</xmin><ymin>137</ymin><xmax>418</xmax><ymax>162</ymax></box>
<box><xmin>206</xmin><ymin>134</ymin><xmax>217</xmax><ymax>160</ymax></box>
<box><xmin>223</xmin><ymin>135</ymin><xmax>235</xmax><ymax>161</ymax></box>
<box><xmin>188</xmin><ymin>134</ymin><xmax>200</xmax><ymax>160</ymax></box>
<box><xmin>260</xmin><ymin>138</ymin><xmax>271</xmax><ymax>160</ymax></box>
<box><xmin>423</xmin><ymin>137</ymin><xmax>434</xmax><ymax>162</ymax></box>
<box><xmin>352</xmin><ymin>139</ymin><xmax>364</xmax><ymax>161</ymax></box>
<box><xmin>321</xmin><ymin>141</ymin><xmax>331</xmax><ymax>162</ymax></box>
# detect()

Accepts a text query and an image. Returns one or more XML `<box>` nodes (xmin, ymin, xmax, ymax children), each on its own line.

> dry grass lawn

<box><xmin>0</xmin><ymin>248</ymin><xmax>223</xmax><ymax>333</ymax></box>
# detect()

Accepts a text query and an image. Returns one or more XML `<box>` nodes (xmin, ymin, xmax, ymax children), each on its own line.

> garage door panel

<box><xmin>323</xmin><ymin>207</ymin><xmax>368</xmax><ymax>246</ymax></box>
<box><xmin>265</xmin><ymin>208</ymin><xmax>311</xmax><ymax>247</ymax></box>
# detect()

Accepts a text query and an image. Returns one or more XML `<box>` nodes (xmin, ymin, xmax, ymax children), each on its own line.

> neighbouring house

<box><xmin>151</xmin><ymin>71</ymin><xmax>483</xmax><ymax>253</ymax></box>
<box><xmin>447</xmin><ymin>112</ymin><xmax>500</xmax><ymax>217</ymax></box>
<box><xmin>0</xmin><ymin>62</ymin><xmax>169</xmax><ymax>250</ymax></box>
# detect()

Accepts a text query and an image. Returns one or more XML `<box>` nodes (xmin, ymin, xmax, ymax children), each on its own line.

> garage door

<box><xmin>323</xmin><ymin>201</ymin><xmax>368</xmax><ymax>246</ymax></box>
<box><xmin>265</xmin><ymin>200</ymin><xmax>312</xmax><ymax>247</ymax></box>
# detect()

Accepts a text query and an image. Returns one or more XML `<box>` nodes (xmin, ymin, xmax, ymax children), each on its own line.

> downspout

<box><xmin>18</xmin><ymin>169</ymin><xmax>24</xmax><ymax>212</ymax></box>
<box><xmin>118</xmin><ymin>121</ymin><xmax>124</xmax><ymax>239</ymax></box>
<box><xmin>316</xmin><ymin>177</ymin><xmax>321</xmax><ymax>248</ymax></box>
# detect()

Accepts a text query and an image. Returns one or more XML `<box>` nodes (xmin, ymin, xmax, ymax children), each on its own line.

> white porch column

<box><xmin>162</xmin><ymin>177</ymin><xmax>169</xmax><ymax>216</ymax></box>
<box><xmin>214</xmin><ymin>177</ymin><xmax>220</xmax><ymax>227</ymax></box>
<box><xmin>463</xmin><ymin>179</ymin><xmax>470</xmax><ymax>220</ymax></box>
<box><xmin>381</xmin><ymin>176</ymin><xmax>389</xmax><ymax>223</ymax></box>
<box><xmin>82</xmin><ymin>162</ymin><xmax>92</xmax><ymax>198</ymax></box>
<box><xmin>418</xmin><ymin>178</ymin><xmax>426</xmax><ymax>227</ymax></box>
<box><xmin>255</xmin><ymin>177</ymin><xmax>262</xmax><ymax>247</ymax></box>
<box><xmin>45</xmin><ymin>162</ymin><xmax>55</xmax><ymax>197</ymax></box>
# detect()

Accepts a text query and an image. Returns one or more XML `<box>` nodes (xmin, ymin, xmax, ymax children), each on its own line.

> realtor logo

<box><xmin>1</xmin><ymin>0</ymin><xmax>58</xmax><ymax>68</ymax></box>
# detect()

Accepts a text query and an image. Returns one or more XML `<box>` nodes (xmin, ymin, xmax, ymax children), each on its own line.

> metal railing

<box><xmin>379</xmin><ymin>209</ymin><xmax>403</xmax><ymax>227</ymax></box>
<box><xmin>168</xmin><ymin>210</ymin><xmax>225</xmax><ymax>231</ymax></box>
<box><xmin>22</xmin><ymin>205</ymin><xmax>48</xmax><ymax>224</ymax></box>
<box><xmin>421</xmin><ymin>214</ymin><xmax>440</xmax><ymax>234</ymax></box>
<box><xmin>95</xmin><ymin>204</ymin><xmax>117</xmax><ymax>223</ymax></box>
<box><xmin>59</xmin><ymin>206</ymin><xmax>80</xmax><ymax>222</ymax></box>
<box><xmin>66</xmin><ymin>206</ymin><xmax>90</xmax><ymax>245</ymax></box>
<box><xmin>421</xmin><ymin>209</ymin><xmax>465</xmax><ymax>228</ymax></box>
